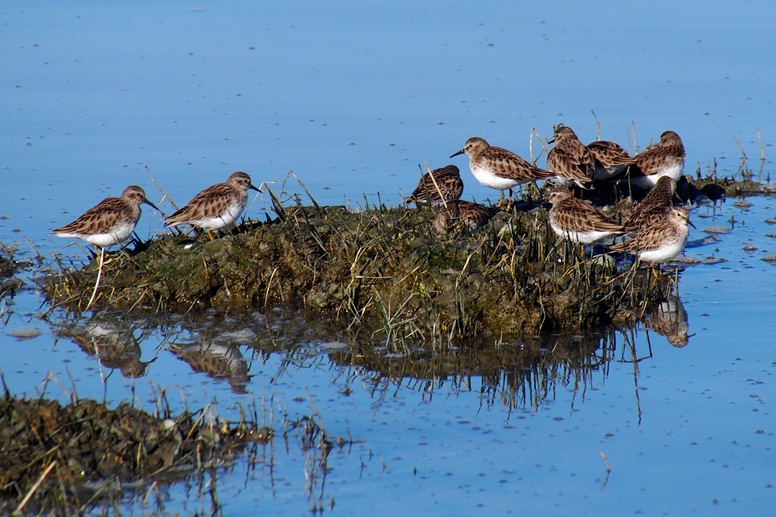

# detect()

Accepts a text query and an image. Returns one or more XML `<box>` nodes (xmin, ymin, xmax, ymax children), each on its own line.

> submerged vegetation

<box><xmin>0</xmin><ymin>385</ymin><xmax>271</xmax><ymax>514</ymax></box>
<box><xmin>0</xmin><ymin>374</ymin><xmax>354</xmax><ymax>514</ymax></box>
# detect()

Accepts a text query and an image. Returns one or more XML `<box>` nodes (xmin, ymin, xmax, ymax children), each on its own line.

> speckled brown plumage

<box><xmin>627</xmin><ymin>130</ymin><xmax>686</xmax><ymax>188</ymax></box>
<box><xmin>53</xmin><ymin>185</ymin><xmax>158</xmax><ymax>248</ymax></box>
<box><xmin>450</xmin><ymin>137</ymin><xmax>554</xmax><ymax>194</ymax></box>
<box><xmin>587</xmin><ymin>140</ymin><xmax>633</xmax><ymax>168</ymax></box>
<box><xmin>587</xmin><ymin>140</ymin><xmax>634</xmax><ymax>180</ymax></box>
<box><xmin>546</xmin><ymin>125</ymin><xmax>595</xmax><ymax>189</ymax></box>
<box><xmin>406</xmin><ymin>164</ymin><xmax>463</xmax><ymax>205</ymax></box>
<box><xmin>623</xmin><ymin>176</ymin><xmax>676</xmax><ymax>231</ymax></box>
<box><xmin>546</xmin><ymin>189</ymin><xmax>625</xmax><ymax>244</ymax></box>
<box><xmin>165</xmin><ymin>171</ymin><xmax>260</xmax><ymax>234</ymax></box>
<box><xmin>636</xmin><ymin>131</ymin><xmax>686</xmax><ymax>175</ymax></box>
<box><xmin>433</xmin><ymin>200</ymin><xmax>500</xmax><ymax>233</ymax></box>
<box><xmin>610</xmin><ymin>205</ymin><xmax>693</xmax><ymax>263</ymax></box>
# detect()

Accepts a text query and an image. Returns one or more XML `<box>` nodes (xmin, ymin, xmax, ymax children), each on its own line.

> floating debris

<box><xmin>6</xmin><ymin>328</ymin><xmax>41</xmax><ymax>340</ymax></box>
<box><xmin>762</xmin><ymin>253</ymin><xmax>776</xmax><ymax>264</ymax></box>
<box><xmin>703</xmin><ymin>225</ymin><xmax>730</xmax><ymax>234</ymax></box>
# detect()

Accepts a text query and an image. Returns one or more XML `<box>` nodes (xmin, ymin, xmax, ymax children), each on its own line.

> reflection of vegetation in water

<box><xmin>28</xmin><ymin>273</ymin><xmax>695</xmax><ymax>512</ymax></box>
<box><xmin>282</xmin><ymin>396</ymin><xmax>361</xmax><ymax>515</ymax></box>
<box><xmin>328</xmin><ymin>330</ymin><xmax>619</xmax><ymax>413</ymax></box>
<box><xmin>48</xmin><ymin>277</ymin><xmax>690</xmax><ymax>414</ymax></box>
<box><xmin>325</xmin><ymin>281</ymin><xmax>690</xmax><ymax>419</ymax></box>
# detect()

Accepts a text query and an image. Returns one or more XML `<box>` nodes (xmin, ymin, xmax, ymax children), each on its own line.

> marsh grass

<box><xmin>686</xmin><ymin>129</ymin><xmax>771</xmax><ymax>199</ymax></box>
<box><xmin>0</xmin><ymin>377</ymin><xmax>272</xmax><ymax>515</ymax></box>
<box><xmin>0</xmin><ymin>244</ymin><xmax>25</xmax><ymax>302</ymax></box>
<box><xmin>1</xmin><ymin>341</ymin><xmax>371</xmax><ymax>515</ymax></box>
<box><xmin>40</xmin><ymin>174</ymin><xmax>679</xmax><ymax>347</ymax></box>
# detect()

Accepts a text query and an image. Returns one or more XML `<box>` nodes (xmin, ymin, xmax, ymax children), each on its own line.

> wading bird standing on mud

<box><xmin>165</xmin><ymin>171</ymin><xmax>261</xmax><ymax>240</ymax></box>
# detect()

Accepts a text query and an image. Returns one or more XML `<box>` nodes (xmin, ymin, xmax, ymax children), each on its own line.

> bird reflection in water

<box><xmin>57</xmin><ymin>317</ymin><xmax>155</xmax><ymax>378</ymax></box>
<box><xmin>644</xmin><ymin>290</ymin><xmax>692</xmax><ymax>348</ymax></box>
<box><xmin>169</xmin><ymin>339</ymin><xmax>252</xmax><ymax>394</ymax></box>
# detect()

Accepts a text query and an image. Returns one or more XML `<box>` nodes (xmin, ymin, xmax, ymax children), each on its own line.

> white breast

<box><xmin>470</xmin><ymin>163</ymin><xmax>520</xmax><ymax>190</ymax></box>
<box><xmin>190</xmin><ymin>201</ymin><xmax>246</xmax><ymax>230</ymax></box>
<box><xmin>631</xmin><ymin>162</ymin><xmax>684</xmax><ymax>189</ymax></box>
<box><xmin>638</xmin><ymin>234</ymin><xmax>688</xmax><ymax>263</ymax></box>
<box><xmin>57</xmin><ymin>222</ymin><xmax>136</xmax><ymax>247</ymax></box>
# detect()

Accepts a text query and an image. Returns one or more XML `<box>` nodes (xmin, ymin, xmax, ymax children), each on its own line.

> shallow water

<box><xmin>2</xmin><ymin>1</ymin><xmax>776</xmax><ymax>515</ymax></box>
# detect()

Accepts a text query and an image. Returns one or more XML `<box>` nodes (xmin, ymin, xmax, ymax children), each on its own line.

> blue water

<box><xmin>1</xmin><ymin>1</ymin><xmax>776</xmax><ymax>514</ymax></box>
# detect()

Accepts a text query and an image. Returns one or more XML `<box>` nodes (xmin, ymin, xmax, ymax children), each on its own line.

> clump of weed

<box><xmin>0</xmin><ymin>379</ymin><xmax>270</xmax><ymax>514</ymax></box>
<box><xmin>42</xmin><ymin>182</ymin><xmax>674</xmax><ymax>345</ymax></box>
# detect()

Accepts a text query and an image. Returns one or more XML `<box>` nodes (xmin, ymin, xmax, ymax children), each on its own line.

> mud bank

<box><xmin>42</xmin><ymin>173</ymin><xmax>751</xmax><ymax>342</ymax></box>
<box><xmin>43</xmin><ymin>200</ymin><xmax>675</xmax><ymax>342</ymax></box>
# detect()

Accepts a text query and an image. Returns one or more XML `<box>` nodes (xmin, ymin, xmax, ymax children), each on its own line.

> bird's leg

<box><xmin>504</xmin><ymin>188</ymin><xmax>515</xmax><ymax>211</ymax></box>
<box><xmin>563</xmin><ymin>240</ymin><xmax>572</xmax><ymax>265</ymax></box>
<box><xmin>529</xmin><ymin>181</ymin><xmax>542</xmax><ymax>204</ymax></box>
<box><xmin>649</xmin><ymin>263</ymin><xmax>661</xmax><ymax>286</ymax></box>
<box><xmin>497</xmin><ymin>190</ymin><xmax>506</xmax><ymax>207</ymax></box>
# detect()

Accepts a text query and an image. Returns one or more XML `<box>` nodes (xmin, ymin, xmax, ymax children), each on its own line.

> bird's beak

<box><xmin>143</xmin><ymin>199</ymin><xmax>160</xmax><ymax>212</ymax></box>
<box><xmin>450</xmin><ymin>149</ymin><xmax>465</xmax><ymax>159</ymax></box>
<box><xmin>548</xmin><ymin>138</ymin><xmax>556</xmax><ymax>144</ymax></box>
<box><xmin>687</xmin><ymin>219</ymin><xmax>696</xmax><ymax>229</ymax></box>
<box><xmin>249</xmin><ymin>184</ymin><xmax>262</xmax><ymax>193</ymax></box>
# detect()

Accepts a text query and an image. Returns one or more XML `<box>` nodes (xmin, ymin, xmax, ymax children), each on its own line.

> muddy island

<box><xmin>43</xmin><ymin>175</ymin><xmax>737</xmax><ymax>343</ymax></box>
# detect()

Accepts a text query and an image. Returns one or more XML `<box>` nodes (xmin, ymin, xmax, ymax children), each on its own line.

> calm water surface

<box><xmin>1</xmin><ymin>1</ymin><xmax>776</xmax><ymax>515</ymax></box>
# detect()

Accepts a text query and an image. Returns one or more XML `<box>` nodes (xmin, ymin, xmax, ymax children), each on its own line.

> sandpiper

<box><xmin>605</xmin><ymin>131</ymin><xmax>686</xmax><ymax>189</ymax></box>
<box><xmin>433</xmin><ymin>200</ymin><xmax>500</xmax><ymax>233</ymax></box>
<box><xmin>586</xmin><ymin>140</ymin><xmax>634</xmax><ymax>181</ymax></box>
<box><xmin>546</xmin><ymin>188</ymin><xmax>625</xmax><ymax>244</ymax></box>
<box><xmin>623</xmin><ymin>176</ymin><xmax>676</xmax><ymax>231</ymax></box>
<box><xmin>53</xmin><ymin>185</ymin><xmax>158</xmax><ymax>250</ymax></box>
<box><xmin>610</xmin><ymin>205</ymin><xmax>694</xmax><ymax>265</ymax></box>
<box><xmin>165</xmin><ymin>171</ymin><xmax>261</xmax><ymax>239</ymax></box>
<box><xmin>450</xmin><ymin>136</ymin><xmax>554</xmax><ymax>206</ymax></box>
<box><xmin>405</xmin><ymin>164</ymin><xmax>463</xmax><ymax>206</ymax></box>
<box><xmin>546</xmin><ymin>125</ymin><xmax>595</xmax><ymax>189</ymax></box>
